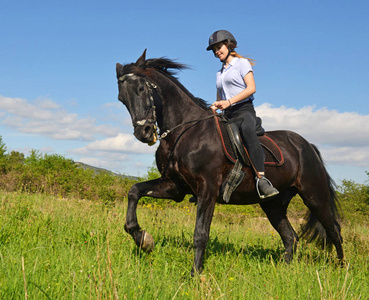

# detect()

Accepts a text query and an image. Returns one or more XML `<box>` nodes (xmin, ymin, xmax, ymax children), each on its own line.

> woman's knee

<box><xmin>240</xmin><ymin>121</ymin><xmax>256</xmax><ymax>137</ymax></box>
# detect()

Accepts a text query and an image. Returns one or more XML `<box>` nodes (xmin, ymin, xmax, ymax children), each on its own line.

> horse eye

<box><xmin>138</xmin><ymin>86</ymin><xmax>145</xmax><ymax>93</ymax></box>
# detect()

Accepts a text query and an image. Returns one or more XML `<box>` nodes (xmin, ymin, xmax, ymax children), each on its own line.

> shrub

<box><xmin>0</xmin><ymin>136</ymin><xmax>137</xmax><ymax>203</ymax></box>
<box><xmin>338</xmin><ymin>179</ymin><xmax>369</xmax><ymax>223</ymax></box>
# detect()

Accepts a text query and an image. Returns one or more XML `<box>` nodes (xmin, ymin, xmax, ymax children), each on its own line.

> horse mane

<box><xmin>144</xmin><ymin>58</ymin><xmax>210</xmax><ymax>110</ymax></box>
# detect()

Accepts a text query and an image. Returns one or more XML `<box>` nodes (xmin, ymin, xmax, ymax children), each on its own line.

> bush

<box><xmin>1</xmin><ymin>135</ymin><xmax>369</xmax><ymax>218</ymax></box>
<box><xmin>0</xmin><ymin>137</ymin><xmax>137</xmax><ymax>204</ymax></box>
<box><xmin>338</xmin><ymin>179</ymin><xmax>369</xmax><ymax>223</ymax></box>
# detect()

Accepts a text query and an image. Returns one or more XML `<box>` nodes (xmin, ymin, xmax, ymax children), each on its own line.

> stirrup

<box><xmin>256</xmin><ymin>177</ymin><xmax>278</xmax><ymax>199</ymax></box>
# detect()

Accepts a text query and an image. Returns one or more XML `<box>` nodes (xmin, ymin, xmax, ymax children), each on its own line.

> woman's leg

<box><xmin>237</xmin><ymin>112</ymin><xmax>265</xmax><ymax>172</ymax></box>
<box><xmin>231</xmin><ymin>107</ymin><xmax>278</xmax><ymax>199</ymax></box>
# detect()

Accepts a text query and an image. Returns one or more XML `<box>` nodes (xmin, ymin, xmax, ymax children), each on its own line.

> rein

<box><xmin>159</xmin><ymin>114</ymin><xmax>218</xmax><ymax>139</ymax></box>
<box><xmin>119</xmin><ymin>72</ymin><xmax>219</xmax><ymax>142</ymax></box>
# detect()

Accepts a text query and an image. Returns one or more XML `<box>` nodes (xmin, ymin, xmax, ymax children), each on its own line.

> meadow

<box><xmin>0</xmin><ymin>137</ymin><xmax>368</xmax><ymax>299</ymax></box>
<box><xmin>1</xmin><ymin>190</ymin><xmax>368</xmax><ymax>299</ymax></box>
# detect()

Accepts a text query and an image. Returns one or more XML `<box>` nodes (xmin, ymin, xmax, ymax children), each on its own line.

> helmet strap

<box><xmin>220</xmin><ymin>47</ymin><xmax>234</xmax><ymax>72</ymax></box>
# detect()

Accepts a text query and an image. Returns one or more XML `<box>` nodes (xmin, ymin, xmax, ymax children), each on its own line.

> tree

<box><xmin>0</xmin><ymin>136</ymin><xmax>6</xmax><ymax>158</ymax></box>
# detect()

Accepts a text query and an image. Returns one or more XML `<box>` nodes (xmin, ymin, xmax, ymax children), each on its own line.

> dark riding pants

<box><xmin>224</xmin><ymin>101</ymin><xmax>265</xmax><ymax>172</ymax></box>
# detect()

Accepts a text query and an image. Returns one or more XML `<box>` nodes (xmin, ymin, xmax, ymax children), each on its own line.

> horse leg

<box><xmin>259</xmin><ymin>191</ymin><xmax>299</xmax><ymax>263</ymax></box>
<box><xmin>191</xmin><ymin>191</ymin><xmax>217</xmax><ymax>276</ymax></box>
<box><xmin>297</xmin><ymin>144</ymin><xmax>344</xmax><ymax>262</ymax></box>
<box><xmin>299</xmin><ymin>190</ymin><xmax>344</xmax><ymax>262</ymax></box>
<box><xmin>125</xmin><ymin>178</ymin><xmax>184</xmax><ymax>252</ymax></box>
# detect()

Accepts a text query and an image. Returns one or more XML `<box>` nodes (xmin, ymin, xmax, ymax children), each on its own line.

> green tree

<box><xmin>0</xmin><ymin>136</ymin><xmax>6</xmax><ymax>157</ymax></box>
<box><xmin>8</xmin><ymin>151</ymin><xmax>25</xmax><ymax>164</ymax></box>
<box><xmin>143</xmin><ymin>162</ymin><xmax>161</xmax><ymax>181</ymax></box>
<box><xmin>0</xmin><ymin>136</ymin><xmax>8</xmax><ymax>173</ymax></box>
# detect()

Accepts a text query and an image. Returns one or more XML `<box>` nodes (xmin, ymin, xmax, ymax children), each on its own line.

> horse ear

<box><xmin>135</xmin><ymin>49</ymin><xmax>147</xmax><ymax>67</ymax></box>
<box><xmin>116</xmin><ymin>63</ymin><xmax>123</xmax><ymax>77</ymax></box>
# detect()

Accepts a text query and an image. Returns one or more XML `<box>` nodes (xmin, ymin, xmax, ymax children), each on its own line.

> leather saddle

<box><xmin>215</xmin><ymin>115</ymin><xmax>284</xmax><ymax>167</ymax></box>
<box><xmin>215</xmin><ymin>115</ymin><xmax>283</xmax><ymax>203</ymax></box>
<box><xmin>225</xmin><ymin>117</ymin><xmax>265</xmax><ymax>167</ymax></box>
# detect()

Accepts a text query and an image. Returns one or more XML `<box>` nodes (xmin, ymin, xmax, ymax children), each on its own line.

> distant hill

<box><xmin>75</xmin><ymin>162</ymin><xmax>139</xmax><ymax>181</ymax></box>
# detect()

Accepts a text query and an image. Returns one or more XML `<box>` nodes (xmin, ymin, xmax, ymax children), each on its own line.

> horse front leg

<box><xmin>125</xmin><ymin>178</ymin><xmax>183</xmax><ymax>252</ymax></box>
<box><xmin>191</xmin><ymin>193</ymin><xmax>217</xmax><ymax>276</ymax></box>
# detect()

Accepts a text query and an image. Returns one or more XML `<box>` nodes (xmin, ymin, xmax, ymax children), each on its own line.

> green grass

<box><xmin>0</xmin><ymin>192</ymin><xmax>368</xmax><ymax>299</ymax></box>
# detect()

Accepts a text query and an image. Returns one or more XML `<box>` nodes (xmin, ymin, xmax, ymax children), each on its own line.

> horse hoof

<box><xmin>141</xmin><ymin>231</ymin><xmax>155</xmax><ymax>252</ymax></box>
<box><xmin>339</xmin><ymin>259</ymin><xmax>347</xmax><ymax>268</ymax></box>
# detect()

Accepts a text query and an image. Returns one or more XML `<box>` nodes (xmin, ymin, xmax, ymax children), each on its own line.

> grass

<box><xmin>0</xmin><ymin>191</ymin><xmax>368</xmax><ymax>299</ymax></box>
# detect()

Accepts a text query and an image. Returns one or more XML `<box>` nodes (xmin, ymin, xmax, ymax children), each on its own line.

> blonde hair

<box><xmin>230</xmin><ymin>51</ymin><xmax>255</xmax><ymax>66</ymax></box>
<box><xmin>219</xmin><ymin>41</ymin><xmax>255</xmax><ymax>66</ymax></box>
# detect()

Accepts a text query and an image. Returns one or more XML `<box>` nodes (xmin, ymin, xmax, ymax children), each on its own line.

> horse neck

<box><xmin>152</xmin><ymin>72</ymin><xmax>208</xmax><ymax>132</ymax></box>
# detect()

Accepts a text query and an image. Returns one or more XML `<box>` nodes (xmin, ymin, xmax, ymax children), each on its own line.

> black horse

<box><xmin>116</xmin><ymin>50</ymin><xmax>344</xmax><ymax>276</ymax></box>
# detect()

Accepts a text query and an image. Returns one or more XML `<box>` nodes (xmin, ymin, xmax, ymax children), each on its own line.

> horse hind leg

<box><xmin>260</xmin><ymin>190</ymin><xmax>299</xmax><ymax>263</ymax></box>
<box><xmin>297</xmin><ymin>144</ymin><xmax>344</xmax><ymax>263</ymax></box>
<box><xmin>299</xmin><ymin>195</ymin><xmax>344</xmax><ymax>262</ymax></box>
<box><xmin>298</xmin><ymin>184</ymin><xmax>344</xmax><ymax>262</ymax></box>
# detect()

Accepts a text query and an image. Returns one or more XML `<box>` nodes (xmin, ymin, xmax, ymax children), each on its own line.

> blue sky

<box><xmin>1</xmin><ymin>0</ymin><xmax>369</xmax><ymax>184</ymax></box>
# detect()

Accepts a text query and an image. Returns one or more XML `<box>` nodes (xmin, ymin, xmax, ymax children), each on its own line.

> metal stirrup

<box><xmin>256</xmin><ymin>177</ymin><xmax>275</xmax><ymax>199</ymax></box>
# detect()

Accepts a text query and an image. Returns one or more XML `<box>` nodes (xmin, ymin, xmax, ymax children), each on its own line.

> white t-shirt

<box><xmin>216</xmin><ymin>57</ymin><xmax>254</xmax><ymax>105</ymax></box>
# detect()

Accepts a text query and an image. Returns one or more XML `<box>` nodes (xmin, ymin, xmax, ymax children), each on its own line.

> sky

<box><xmin>1</xmin><ymin>0</ymin><xmax>368</xmax><ymax>184</ymax></box>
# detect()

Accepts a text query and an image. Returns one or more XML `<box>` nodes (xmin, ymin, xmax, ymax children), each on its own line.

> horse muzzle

<box><xmin>133</xmin><ymin>122</ymin><xmax>158</xmax><ymax>146</ymax></box>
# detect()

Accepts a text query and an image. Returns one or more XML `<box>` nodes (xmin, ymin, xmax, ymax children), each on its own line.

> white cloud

<box><xmin>75</xmin><ymin>150</ymin><xmax>153</xmax><ymax>177</ymax></box>
<box><xmin>256</xmin><ymin>103</ymin><xmax>369</xmax><ymax>167</ymax></box>
<box><xmin>0</xmin><ymin>95</ymin><xmax>119</xmax><ymax>140</ymax></box>
<box><xmin>102</xmin><ymin>102</ymin><xmax>122</xmax><ymax>109</ymax></box>
<box><xmin>73</xmin><ymin>133</ymin><xmax>155</xmax><ymax>154</ymax></box>
<box><xmin>320</xmin><ymin>147</ymin><xmax>369</xmax><ymax>167</ymax></box>
<box><xmin>1</xmin><ymin>95</ymin><xmax>368</xmax><ymax>180</ymax></box>
<box><xmin>257</xmin><ymin>103</ymin><xmax>369</xmax><ymax>146</ymax></box>
<box><xmin>39</xmin><ymin>146</ymin><xmax>54</xmax><ymax>153</ymax></box>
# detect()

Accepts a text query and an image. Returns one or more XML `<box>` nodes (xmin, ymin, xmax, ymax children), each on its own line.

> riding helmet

<box><xmin>206</xmin><ymin>30</ymin><xmax>237</xmax><ymax>51</ymax></box>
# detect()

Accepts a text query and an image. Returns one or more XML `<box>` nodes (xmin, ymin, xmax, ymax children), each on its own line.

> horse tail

<box><xmin>299</xmin><ymin>144</ymin><xmax>342</xmax><ymax>249</ymax></box>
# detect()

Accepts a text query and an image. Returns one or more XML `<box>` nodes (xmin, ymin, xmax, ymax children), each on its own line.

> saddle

<box><xmin>215</xmin><ymin>115</ymin><xmax>284</xmax><ymax>203</ymax></box>
<box><xmin>215</xmin><ymin>116</ymin><xmax>284</xmax><ymax>167</ymax></box>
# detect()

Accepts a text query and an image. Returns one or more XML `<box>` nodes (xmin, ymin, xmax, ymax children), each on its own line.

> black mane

<box><xmin>144</xmin><ymin>58</ymin><xmax>210</xmax><ymax>110</ymax></box>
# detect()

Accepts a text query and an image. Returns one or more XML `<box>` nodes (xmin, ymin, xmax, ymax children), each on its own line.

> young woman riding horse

<box><xmin>116</xmin><ymin>49</ymin><xmax>344</xmax><ymax>276</ymax></box>
<box><xmin>207</xmin><ymin>29</ymin><xmax>278</xmax><ymax>199</ymax></box>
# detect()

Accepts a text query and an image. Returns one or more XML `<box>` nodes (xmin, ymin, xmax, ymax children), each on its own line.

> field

<box><xmin>1</xmin><ymin>191</ymin><xmax>368</xmax><ymax>299</ymax></box>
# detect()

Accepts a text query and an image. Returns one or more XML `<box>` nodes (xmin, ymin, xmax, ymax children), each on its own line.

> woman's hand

<box><xmin>210</xmin><ymin>104</ymin><xmax>217</xmax><ymax>113</ymax></box>
<box><xmin>211</xmin><ymin>100</ymin><xmax>232</xmax><ymax>111</ymax></box>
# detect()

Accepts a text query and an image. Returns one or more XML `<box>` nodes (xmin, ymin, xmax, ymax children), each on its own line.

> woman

<box><xmin>207</xmin><ymin>30</ymin><xmax>279</xmax><ymax>199</ymax></box>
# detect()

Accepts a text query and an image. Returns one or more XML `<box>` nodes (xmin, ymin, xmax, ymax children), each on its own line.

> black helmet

<box><xmin>206</xmin><ymin>30</ymin><xmax>237</xmax><ymax>51</ymax></box>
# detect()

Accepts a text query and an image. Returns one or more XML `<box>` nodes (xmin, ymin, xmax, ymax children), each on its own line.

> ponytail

<box><xmin>230</xmin><ymin>51</ymin><xmax>255</xmax><ymax>66</ymax></box>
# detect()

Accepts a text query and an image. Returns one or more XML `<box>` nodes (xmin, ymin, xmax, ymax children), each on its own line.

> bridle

<box><xmin>118</xmin><ymin>72</ymin><xmax>218</xmax><ymax>143</ymax></box>
<box><xmin>118</xmin><ymin>73</ymin><xmax>158</xmax><ymax>128</ymax></box>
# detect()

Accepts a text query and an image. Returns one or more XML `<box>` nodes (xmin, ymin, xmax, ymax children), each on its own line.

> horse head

<box><xmin>117</xmin><ymin>50</ymin><xmax>210</xmax><ymax>145</ymax></box>
<box><xmin>116</xmin><ymin>50</ymin><xmax>159</xmax><ymax>145</ymax></box>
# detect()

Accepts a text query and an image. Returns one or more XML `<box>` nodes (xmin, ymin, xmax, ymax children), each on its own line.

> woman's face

<box><xmin>213</xmin><ymin>43</ymin><xmax>229</xmax><ymax>61</ymax></box>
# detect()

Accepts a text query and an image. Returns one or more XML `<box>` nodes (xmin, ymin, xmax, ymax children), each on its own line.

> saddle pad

<box><xmin>215</xmin><ymin>117</ymin><xmax>284</xmax><ymax>167</ymax></box>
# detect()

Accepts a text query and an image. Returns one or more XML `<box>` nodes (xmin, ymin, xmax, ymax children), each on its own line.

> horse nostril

<box><xmin>144</xmin><ymin>125</ymin><xmax>152</xmax><ymax>137</ymax></box>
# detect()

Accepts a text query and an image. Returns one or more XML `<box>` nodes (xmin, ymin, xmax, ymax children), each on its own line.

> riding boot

<box><xmin>256</xmin><ymin>176</ymin><xmax>279</xmax><ymax>199</ymax></box>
